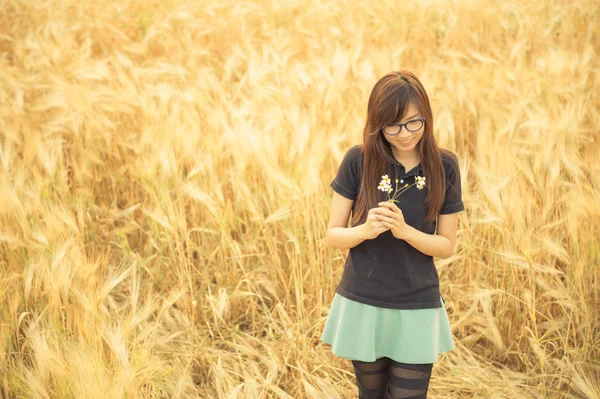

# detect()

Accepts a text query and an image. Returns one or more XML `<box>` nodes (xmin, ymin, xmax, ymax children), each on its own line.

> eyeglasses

<box><xmin>382</xmin><ymin>118</ymin><xmax>425</xmax><ymax>136</ymax></box>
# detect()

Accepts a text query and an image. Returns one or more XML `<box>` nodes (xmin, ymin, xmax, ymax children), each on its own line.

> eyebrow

<box><xmin>400</xmin><ymin>114</ymin><xmax>420</xmax><ymax>122</ymax></box>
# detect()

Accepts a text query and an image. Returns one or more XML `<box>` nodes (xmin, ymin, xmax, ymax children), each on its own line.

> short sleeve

<box><xmin>330</xmin><ymin>145</ymin><xmax>361</xmax><ymax>200</ymax></box>
<box><xmin>439</xmin><ymin>151</ymin><xmax>465</xmax><ymax>215</ymax></box>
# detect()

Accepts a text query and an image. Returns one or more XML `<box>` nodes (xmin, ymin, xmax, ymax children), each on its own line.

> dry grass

<box><xmin>0</xmin><ymin>0</ymin><xmax>599</xmax><ymax>397</ymax></box>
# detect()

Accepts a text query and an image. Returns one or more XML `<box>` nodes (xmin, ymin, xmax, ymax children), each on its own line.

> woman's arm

<box><xmin>375</xmin><ymin>202</ymin><xmax>460</xmax><ymax>259</ymax></box>
<box><xmin>403</xmin><ymin>213</ymin><xmax>459</xmax><ymax>259</ymax></box>
<box><xmin>326</xmin><ymin>192</ymin><xmax>368</xmax><ymax>249</ymax></box>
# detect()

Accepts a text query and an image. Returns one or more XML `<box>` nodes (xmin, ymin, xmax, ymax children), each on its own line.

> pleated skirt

<box><xmin>320</xmin><ymin>293</ymin><xmax>455</xmax><ymax>364</ymax></box>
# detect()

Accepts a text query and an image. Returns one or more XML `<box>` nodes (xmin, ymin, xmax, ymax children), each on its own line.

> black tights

<box><xmin>351</xmin><ymin>357</ymin><xmax>433</xmax><ymax>399</ymax></box>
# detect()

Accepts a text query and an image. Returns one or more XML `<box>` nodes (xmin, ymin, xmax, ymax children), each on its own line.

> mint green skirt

<box><xmin>320</xmin><ymin>293</ymin><xmax>454</xmax><ymax>364</ymax></box>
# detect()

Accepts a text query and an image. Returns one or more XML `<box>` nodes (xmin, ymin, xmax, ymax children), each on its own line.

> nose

<box><xmin>397</xmin><ymin>127</ymin><xmax>412</xmax><ymax>139</ymax></box>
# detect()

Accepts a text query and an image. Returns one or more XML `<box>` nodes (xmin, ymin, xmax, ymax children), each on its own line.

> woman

<box><xmin>321</xmin><ymin>70</ymin><xmax>465</xmax><ymax>399</ymax></box>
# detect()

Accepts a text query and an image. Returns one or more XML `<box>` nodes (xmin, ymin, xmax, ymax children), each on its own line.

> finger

<box><xmin>379</xmin><ymin>201</ymin><xmax>402</xmax><ymax>213</ymax></box>
<box><xmin>372</xmin><ymin>207</ymin><xmax>388</xmax><ymax>215</ymax></box>
<box><xmin>372</xmin><ymin>215</ymin><xmax>384</xmax><ymax>224</ymax></box>
<box><xmin>377</xmin><ymin>203</ymin><xmax>402</xmax><ymax>214</ymax></box>
<box><xmin>381</xmin><ymin>208</ymin><xmax>398</xmax><ymax>217</ymax></box>
<box><xmin>374</xmin><ymin>221</ymin><xmax>386</xmax><ymax>229</ymax></box>
<box><xmin>379</xmin><ymin>216</ymin><xmax>396</xmax><ymax>225</ymax></box>
<box><xmin>375</xmin><ymin>208</ymin><xmax>399</xmax><ymax>219</ymax></box>
<box><xmin>381</xmin><ymin>221</ymin><xmax>394</xmax><ymax>230</ymax></box>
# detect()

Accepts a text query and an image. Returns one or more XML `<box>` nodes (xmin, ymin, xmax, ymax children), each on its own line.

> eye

<box><xmin>405</xmin><ymin>119</ymin><xmax>424</xmax><ymax>131</ymax></box>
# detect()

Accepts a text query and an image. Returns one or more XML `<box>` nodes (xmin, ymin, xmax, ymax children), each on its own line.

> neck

<box><xmin>392</xmin><ymin>148</ymin><xmax>420</xmax><ymax>164</ymax></box>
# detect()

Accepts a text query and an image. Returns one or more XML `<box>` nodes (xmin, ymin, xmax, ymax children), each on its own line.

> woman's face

<box><xmin>382</xmin><ymin>102</ymin><xmax>424</xmax><ymax>158</ymax></box>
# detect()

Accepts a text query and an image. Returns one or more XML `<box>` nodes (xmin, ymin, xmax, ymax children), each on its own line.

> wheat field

<box><xmin>0</xmin><ymin>0</ymin><xmax>599</xmax><ymax>397</ymax></box>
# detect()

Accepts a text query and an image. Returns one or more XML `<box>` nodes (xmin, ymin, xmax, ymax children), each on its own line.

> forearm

<box><xmin>326</xmin><ymin>225</ymin><xmax>367</xmax><ymax>250</ymax></box>
<box><xmin>403</xmin><ymin>225</ymin><xmax>454</xmax><ymax>259</ymax></box>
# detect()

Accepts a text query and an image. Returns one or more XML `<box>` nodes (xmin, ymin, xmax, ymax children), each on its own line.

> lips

<box><xmin>399</xmin><ymin>139</ymin><xmax>412</xmax><ymax>146</ymax></box>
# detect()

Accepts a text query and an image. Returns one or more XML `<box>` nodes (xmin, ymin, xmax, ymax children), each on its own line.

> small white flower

<box><xmin>378</xmin><ymin>175</ymin><xmax>395</xmax><ymax>193</ymax></box>
<box><xmin>378</xmin><ymin>181</ymin><xmax>393</xmax><ymax>192</ymax></box>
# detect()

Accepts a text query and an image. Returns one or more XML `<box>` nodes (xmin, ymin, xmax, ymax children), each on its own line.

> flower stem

<box><xmin>390</xmin><ymin>182</ymin><xmax>419</xmax><ymax>202</ymax></box>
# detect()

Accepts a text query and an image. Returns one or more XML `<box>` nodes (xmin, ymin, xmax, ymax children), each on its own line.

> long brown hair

<box><xmin>351</xmin><ymin>70</ymin><xmax>447</xmax><ymax>226</ymax></box>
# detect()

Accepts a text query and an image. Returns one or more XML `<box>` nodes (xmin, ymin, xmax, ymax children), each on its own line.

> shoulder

<box><xmin>346</xmin><ymin>144</ymin><xmax>363</xmax><ymax>160</ymax></box>
<box><xmin>439</xmin><ymin>148</ymin><xmax>459</xmax><ymax>171</ymax></box>
<box><xmin>341</xmin><ymin>144</ymin><xmax>363</xmax><ymax>167</ymax></box>
<box><xmin>440</xmin><ymin>148</ymin><xmax>459</xmax><ymax>165</ymax></box>
<box><xmin>438</xmin><ymin>149</ymin><xmax>461</xmax><ymax>183</ymax></box>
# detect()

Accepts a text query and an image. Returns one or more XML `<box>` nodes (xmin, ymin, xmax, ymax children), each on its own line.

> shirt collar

<box><xmin>389</xmin><ymin>158</ymin><xmax>422</xmax><ymax>178</ymax></box>
<box><xmin>383</xmin><ymin>145</ymin><xmax>422</xmax><ymax>178</ymax></box>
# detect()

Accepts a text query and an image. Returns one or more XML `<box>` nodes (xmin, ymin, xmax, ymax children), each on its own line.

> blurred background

<box><xmin>0</xmin><ymin>0</ymin><xmax>599</xmax><ymax>397</ymax></box>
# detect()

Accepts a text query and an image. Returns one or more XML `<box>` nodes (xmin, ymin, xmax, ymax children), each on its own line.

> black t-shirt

<box><xmin>330</xmin><ymin>145</ymin><xmax>465</xmax><ymax>309</ymax></box>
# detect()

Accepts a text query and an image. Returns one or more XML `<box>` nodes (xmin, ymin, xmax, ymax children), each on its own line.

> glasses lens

<box><xmin>406</xmin><ymin>120</ymin><xmax>424</xmax><ymax>132</ymax></box>
<box><xmin>384</xmin><ymin>125</ymin><xmax>401</xmax><ymax>135</ymax></box>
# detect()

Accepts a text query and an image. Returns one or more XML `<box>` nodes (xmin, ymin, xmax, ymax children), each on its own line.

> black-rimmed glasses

<box><xmin>382</xmin><ymin>118</ymin><xmax>425</xmax><ymax>136</ymax></box>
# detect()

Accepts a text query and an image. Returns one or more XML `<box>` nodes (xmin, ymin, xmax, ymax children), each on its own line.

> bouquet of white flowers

<box><xmin>377</xmin><ymin>175</ymin><xmax>426</xmax><ymax>203</ymax></box>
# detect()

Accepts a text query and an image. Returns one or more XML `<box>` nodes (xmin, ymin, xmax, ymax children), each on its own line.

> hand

<box><xmin>375</xmin><ymin>201</ymin><xmax>410</xmax><ymax>240</ymax></box>
<box><xmin>360</xmin><ymin>207</ymin><xmax>390</xmax><ymax>240</ymax></box>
